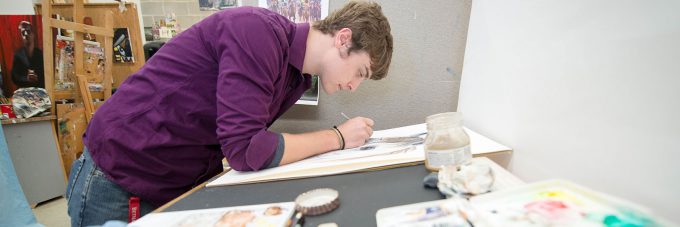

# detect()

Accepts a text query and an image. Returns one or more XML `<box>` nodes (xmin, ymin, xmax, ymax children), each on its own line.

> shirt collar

<box><xmin>289</xmin><ymin>23</ymin><xmax>309</xmax><ymax>71</ymax></box>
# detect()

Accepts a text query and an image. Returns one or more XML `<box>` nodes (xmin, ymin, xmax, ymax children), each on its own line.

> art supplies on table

<box><xmin>130</xmin><ymin>202</ymin><xmax>296</xmax><ymax>227</ymax></box>
<box><xmin>376</xmin><ymin>198</ymin><xmax>480</xmax><ymax>227</ymax></box>
<box><xmin>294</xmin><ymin>188</ymin><xmax>340</xmax><ymax>216</ymax></box>
<box><xmin>208</xmin><ymin>124</ymin><xmax>511</xmax><ymax>187</ymax></box>
<box><xmin>436</xmin><ymin>161</ymin><xmax>495</xmax><ymax>198</ymax></box>
<box><xmin>12</xmin><ymin>87</ymin><xmax>51</xmax><ymax>118</ymax></box>
<box><xmin>0</xmin><ymin>105</ymin><xmax>15</xmax><ymax>119</ymax></box>
<box><xmin>470</xmin><ymin>179</ymin><xmax>669</xmax><ymax>227</ymax></box>
<box><xmin>423</xmin><ymin>112</ymin><xmax>472</xmax><ymax>172</ymax></box>
<box><xmin>377</xmin><ymin>179</ymin><xmax>670</xmax><ymax>226</ymax></box>
<box><xmin>0</xmin><ymin>98</ymin><xmax>15</xmax><ymax>119</ymax></box>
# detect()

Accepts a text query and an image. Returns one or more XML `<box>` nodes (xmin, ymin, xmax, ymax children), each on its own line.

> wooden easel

<box><xmin>40</xmin><ymin>0</ymin><xmax>114</xmax><ymax>114</ymax></box>
<box><xmin>37</xmin><ymin>0</ymin><xmax>145</xmax><ymax>177</ymax></box>
<box><xmin>39</xmin><ymin>0</ymin><xmax>115</xmax><ymax>177</ymax></box>
<box><xmin>36</xmin><ymin>2</ymin><xmax>146</xmax><ymax>90</ymax></box>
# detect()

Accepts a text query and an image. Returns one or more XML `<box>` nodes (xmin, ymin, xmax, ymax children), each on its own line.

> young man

<box><xmin>66</xmin><ymin>1</ymin><xmax>393</xmax><ymax>226</ymax></box>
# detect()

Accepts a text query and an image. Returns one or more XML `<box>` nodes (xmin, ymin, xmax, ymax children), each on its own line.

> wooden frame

<box><xmin>38</xmin><ymin>0</ymin><xmax>115</xmax><ymax>178</ymax></box>
<box><xmin>76</xmin><ymin>74</ymin><xmax>95</xmax><ymax>122</ymax></box>
<box><xmin>36</xmin><ymin>0</ymin><xmax>144</xmax><ymax>180</ymax></box>
<box><xmin>39</xmin><ymin>0</ymin><xmax>114</xmax><ymax>111</ymax></box>
<box><xmin>36</xmin><ymin>2</ymin><xmax>146</xmax><ymax>90</ymax></box>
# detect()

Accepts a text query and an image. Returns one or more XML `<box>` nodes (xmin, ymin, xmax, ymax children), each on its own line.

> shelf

<box><xmin>54</xmin><ymin>90</ymin><xmax>105</xmax><ymax>100</ymax></box>
<box><xmin>1</xmin><ymin>115</ymin><xmax>57</xmax><ymax>125</ymax></box>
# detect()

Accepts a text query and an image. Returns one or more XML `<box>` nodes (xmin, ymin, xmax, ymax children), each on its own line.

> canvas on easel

<box><xmin>113</xmin><ymin>27</ymin><xmax>134</xmax><ymax>63</ymax></box>
<box><xmin>54</xmin><ymin>36</ymin><xmax>74</xmax><ymax>91</ymax></box>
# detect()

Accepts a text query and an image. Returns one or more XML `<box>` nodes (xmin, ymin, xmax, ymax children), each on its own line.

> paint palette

<box><xmin>470</xmin><ymin>180</ymin><xmax>667</xmax><ymax>227</ymax></box>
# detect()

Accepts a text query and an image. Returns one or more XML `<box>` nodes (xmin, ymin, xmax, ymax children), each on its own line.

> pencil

<box><xmin>340</xmin><ymin>112</ymin><xmax>351</xmax><ymax>120</ymax></box>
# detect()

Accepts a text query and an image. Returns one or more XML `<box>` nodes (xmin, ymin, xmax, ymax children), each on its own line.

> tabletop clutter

<box><xmin>129</xmin><ymin>112</ymin><xmax>669</xmax><ymax>227</ymax></box>
<box><xmin>0</xmin><ymin>87</ymin><xmax>52</xmax><ymax>120</ymax></box>
<box><xmin>377</xmin><ymin>178</ymin><xmax>667</xmax><ymax>227</ymax></box>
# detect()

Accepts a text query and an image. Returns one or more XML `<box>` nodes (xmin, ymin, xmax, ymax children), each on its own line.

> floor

<box><xmin>32</xmin><ymin>196</ymin><xmax>70</xmax><ymax>227</ymax></box>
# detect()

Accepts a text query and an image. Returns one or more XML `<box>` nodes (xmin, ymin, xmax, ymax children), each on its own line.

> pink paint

<box><xmin>524</xmin><ymin>200</ymin><xmax>582</xmax><ymax>221</ymax></box>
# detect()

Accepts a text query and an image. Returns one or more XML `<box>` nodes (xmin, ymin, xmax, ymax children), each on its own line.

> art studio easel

<box><xmin>37</xmin><ymin>0</ymin><xmax>145</xmax><ymax>178</ymax></box>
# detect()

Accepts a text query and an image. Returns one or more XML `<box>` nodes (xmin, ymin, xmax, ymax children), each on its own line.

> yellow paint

<box><xmin>535</xmin><ymin>190</ymin><xmax>583</xmax><ymax>205</ymax></box>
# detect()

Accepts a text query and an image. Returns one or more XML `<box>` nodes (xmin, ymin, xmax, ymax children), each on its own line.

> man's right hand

<box><xmin>336</xmin><ymin>117</ymin><xmax>375</xmax><ymax>149</ymax></box>
<box><xmin>278</xmin><ymin>117</ymin><xmax>376</xmax><ymax>166</ymax></box>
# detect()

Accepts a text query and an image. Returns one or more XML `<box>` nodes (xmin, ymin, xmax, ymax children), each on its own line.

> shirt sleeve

<box><xmin>267</xmin><ymin>133</ymin><xmax>286</xmax><ymax>168</ymax></box>
<box><xmin>210</xmin><ymin>10</ymin><xmax>288</xmax><ymax>171</ymax></box>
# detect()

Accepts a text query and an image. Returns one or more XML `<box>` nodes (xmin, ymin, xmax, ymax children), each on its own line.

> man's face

<box><xmin>19</xmin><ymin>23</ymin><xmax>33</xmax><ymax>46</ymax></box>
<box><xmin>319</xmin><ymin>48</ymin><xmax>372</xmax><ymax>95</ymax></box>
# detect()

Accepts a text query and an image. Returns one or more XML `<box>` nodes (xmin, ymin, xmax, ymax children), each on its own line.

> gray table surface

<box><xmin>164</xmin><ymin>164</ymin><xmax>444</xmax><ymax>226</ymax></box>
<box><xmin>161</xmin><ymin>157</ymin><xmax>524</xmax><ymax>226</ymax></box>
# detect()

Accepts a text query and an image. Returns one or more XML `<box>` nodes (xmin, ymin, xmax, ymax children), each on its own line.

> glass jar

<box><xmin>424</xmin><ymin>112</ymin><xmax>472</xmax><ymax>172</ymax></box>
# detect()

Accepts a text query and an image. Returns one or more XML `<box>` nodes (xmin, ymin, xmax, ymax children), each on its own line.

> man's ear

<box><xmin>334</xmin><ymin>28</ymin><xmax>353</xmax><ymax>48</ymax></box>
<box><xmin>334</xmin><ymin>28</ymin><xmax>353</xmax><ymax>58</ymax></box>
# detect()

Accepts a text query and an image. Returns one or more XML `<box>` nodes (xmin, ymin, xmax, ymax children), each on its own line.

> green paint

<box><xmin>600</xmin><ymin>210</ymin><xmax>658</xmax><ymax>227</ymax></box>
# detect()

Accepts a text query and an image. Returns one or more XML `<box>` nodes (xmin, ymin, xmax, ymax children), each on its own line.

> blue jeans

<box><xmin>66</xmin><ymin>149</ymin><xmax>155</xmax><ymax>227</ymax></box>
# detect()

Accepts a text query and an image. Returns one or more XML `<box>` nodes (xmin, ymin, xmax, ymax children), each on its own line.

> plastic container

<box><xmin>424</xmin><ymin>112</ymin><xmax>471</xmax><ymax>171</ymax></box>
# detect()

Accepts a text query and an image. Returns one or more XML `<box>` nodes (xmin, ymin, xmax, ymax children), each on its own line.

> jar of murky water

<box><xmin>424</xmin><ymin>112</ymin><xmax>471</xmax><ymax>172</ymax></box>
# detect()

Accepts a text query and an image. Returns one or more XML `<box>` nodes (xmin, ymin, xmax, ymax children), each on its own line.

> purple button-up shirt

<box><xmin>83</xmin><ymin>7</ymin><xmax>311</xmax><ymax>206</ymax></box>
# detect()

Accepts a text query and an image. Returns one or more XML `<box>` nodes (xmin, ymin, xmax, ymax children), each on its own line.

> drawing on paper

<box><xmin>130</xmin><ymin>202</ymin><xmax>295</xmax><ymax>227</ymax></box>
<box><xmin>305</xmin><ymin>132</ymin><xmax>426</xmax><ymax>162</ymax></box>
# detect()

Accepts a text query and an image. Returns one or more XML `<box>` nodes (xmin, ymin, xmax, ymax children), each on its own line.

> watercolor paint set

<box><xmin>470</xmin><ymin>180</ymin><xmax>668</xmax><ymax>227</ymax></box>
<box><xmin>376</xmin><ymin>180</ymin><xmax>670</xmax><ymax>226</ymax></box>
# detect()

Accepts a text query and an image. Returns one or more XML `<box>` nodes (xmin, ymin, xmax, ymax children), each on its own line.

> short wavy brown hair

<box><xmin>313</xmin><ymin>1</ymin><xmax>393</xmax><ymax>80</ymax></box>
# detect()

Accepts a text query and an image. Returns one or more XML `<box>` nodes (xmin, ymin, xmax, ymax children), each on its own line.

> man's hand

<box><xmin>337</xmin><ymin>117</ymin><xmax>374</xmax><ymax>149</ymax></box>
<box><xmin>27</xmin><ymin>69</ymin><xmax>38</xmax><ymax>82</ymax></box>
<box><xmin>279</xmin><ymin>117</ymin><xmax>375</xmax><ymax>166</ymax></box>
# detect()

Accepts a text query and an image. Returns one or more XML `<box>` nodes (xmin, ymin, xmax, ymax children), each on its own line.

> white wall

<box><xmin>272</xmin><ymin>0</ymin><xmax>471</xmax><ymax>133</ymax></box>
<box><xmin>459</xmin><ymin>0</ymin><xmax>680</xmax><ymax>223</ymax></box>
<box><xmin>1</xmin><ymin>0</ymin><xmax>35</xmax><ymax>14</ymax></box>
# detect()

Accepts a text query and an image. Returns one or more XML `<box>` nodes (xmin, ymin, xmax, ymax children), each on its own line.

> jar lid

<box><xmin>294</xmin><ymin>188</ymin><xmax>340</xmax><ymax>216</ymax></box>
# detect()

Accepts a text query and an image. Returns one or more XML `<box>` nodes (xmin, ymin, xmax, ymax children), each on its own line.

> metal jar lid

<box><xmin>294</xmin><ymin>188</ymin><xmax>340</xmax><ymax>216</ymax></box>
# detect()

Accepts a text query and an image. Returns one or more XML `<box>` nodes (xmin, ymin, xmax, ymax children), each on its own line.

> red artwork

<box><xmin>0</xmin><ymin>15</ymin><xmax>44</xmax><ymax>97</ymax></box>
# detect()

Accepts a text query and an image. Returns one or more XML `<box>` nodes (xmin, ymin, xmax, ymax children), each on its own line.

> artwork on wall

<box><xmin>0</xmin><ymin>15</ymin><xmax>44</xmax><ymax>97</ymax></box>
<box><xmin>259</xmin><ymin>0</ymin><xmax>328</xmax><ymax>23</ymax></box>
<box><xmin>297</xmin><ymin>75</ymin><xmax>319</xmax><ymax>105</ymax></box>
<box><xmin>199</xmin><ymin>0</ymin><xmax>242</xmax><ymax>11</ymax></box>
<box><xmin>259</xmin><ymin>0</ymin><xmax>329</xmax><ymax>105</ymax></box>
